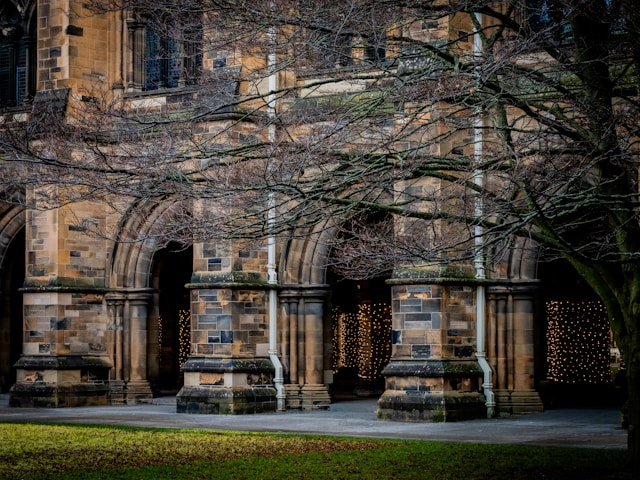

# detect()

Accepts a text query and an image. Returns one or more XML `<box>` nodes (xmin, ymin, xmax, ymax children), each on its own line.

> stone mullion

<box><xmin>127</xmin><ymin>19</ymin><xmax>145</xmax><ymax>91</ymax></box>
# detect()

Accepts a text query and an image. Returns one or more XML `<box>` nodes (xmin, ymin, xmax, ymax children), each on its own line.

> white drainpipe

<box><xmin>473</xmin><ymin>12</ymin><xmax>495</xmax><ymax>418</ymax></box>
<box><xmin>267</xmin><ymin>21</ymin><xmax>285</xmax><ymax>411</ymax></box>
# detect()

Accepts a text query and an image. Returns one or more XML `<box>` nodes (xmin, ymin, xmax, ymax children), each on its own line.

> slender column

<box><xmin>128</xmin><ymin>293</ymin><xmax>152</xmax><ymax>382</ymax></box>
<box><xmin>296</xmin><ymin>297</ymin><xmax>305</xmax><ymax>384</ymax></box>
<box><xmin>487</xmin><ymin>283</ymin><xmax>543</xmax><ymax>414</ymax></box>
<box><xmin>127</xmin><ymin>19</ymin><xmax>146</xmax><ymax>90</ymax></box>
<box><xmin>303</xmin><ymin>290</ymin><xmax>326</xmax><ymax>385</ymax></box>
<box><xmin>104</xmin><ymin>290</ymin><xmax>153</xmax><ymax>404</ymax></box>
<box><xmin>25</xmin><ymin>35</ymin><xmax>36</xmax><ymax>100</ymax></box>
<box><xmin>280</xmin><ymin>291</ymin><xmax>299</xmax><ymax>383</ymax></box>
<box><xmin>105</xmin><ymin>295</ymin><xmax>125</xmax><ymax>381</ymax></box>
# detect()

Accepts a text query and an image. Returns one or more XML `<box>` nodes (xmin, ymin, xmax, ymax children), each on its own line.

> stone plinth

<box><xmin>377</xmin><ymin>359</ymin><xmax>486</xmax><ymax>422</ymax></box>
<box><xmin>176</xmin><ymin>357</ymin><xmax>276</xmax><ymax>414</ymax></box>
<box><xmin>9</xmin><ymin>356</ymin><xmax>111</xmax><ymax>408</ymax></box>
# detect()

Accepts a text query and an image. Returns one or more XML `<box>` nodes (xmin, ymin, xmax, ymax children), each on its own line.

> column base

<box><xmin>9</xmin><ymin>356</ymin><xmax>111</xmax><ymax>408</ymax></box>
<box><xmin>124</xmin><ymin>380</ymin><xmax>154</xmax><ymax>405</ymax></box>
<box><xmin>176</xmin><ymin>385</ymin><xmax>277</xmax><ymax>414</ymax></box>
<box><xmin>494</xmin><ymin>389</ymin><xmax>544</xmax><ymax>415</ymax></box>
<box><xmin>377</xmin><ymin>390</ymin><xmax>487</xmax><ymax>422</ymax></box>
<box><xmin>176</xmin><ymin>357</ymin><xmax>276</xmax><ymax>414</ymax></box>
<box><xmin>284</xmin><ymin>384</ymin><xmax>331</xmax><ymax>410</ymax></box>
<box><xmin>377</xmin><ymin>359</ymin><xmax>486</xmax><ymax>422</ymax></box>
<box><xmin>9</xmin><ymin>382</ymin><xmax>111</xmax><ymax>408</ymax></box>
<box><xmin>108</xmin><ymin>380</ymin><xmax>127</xmax><ymax>404</ymax></box>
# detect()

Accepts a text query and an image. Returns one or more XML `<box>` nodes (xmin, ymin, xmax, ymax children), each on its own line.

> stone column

<box><xmin>176</xmin><ymin>237</ymin><xmax>277</xmax><ymax>414</ymax></box>
<box><xmin>487</xmin><ymin>282</ymin><xmax>543</xmax><ymax>414</ymax></box>
<box><xmin>300</xmin><ymin>289</ymin><xmax>330</xmax><ymax>410</ymax></box>
<box><xmin>105</xmin><ymin>293</ymin><xmax>125</xmax><ymax>403</ymax></box>
<box><xmin>279</xmin><ymin>287</ymin><xmax>330</xmax><ymax>410</ymax></box>
<box><xmin>125</xmin><ymin>292</ymin><xmax>154</xmax><ymax>403</ymax></box>
<box><xmin>377</xmin><ymin>278</ymin><xmax>486</xmax><ymax>422</ymax></box>
<box><xmin>127</xmin><ymin>19</ymin><xmax>146</xmax><ymax>91</ymax></box>
<box><xmin>9</xmin><ymin>202</ymin><xmax>112</xmax><ymax>408</ymax></box>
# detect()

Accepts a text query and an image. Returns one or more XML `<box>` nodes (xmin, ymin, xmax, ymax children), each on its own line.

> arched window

<box><xmin>0</xmin><ymin>1</ymin><xmax>36</xmax><ymax>108</ymax></box>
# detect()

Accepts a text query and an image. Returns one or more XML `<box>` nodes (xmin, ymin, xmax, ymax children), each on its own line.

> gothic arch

<box><xmin>0</xmin><ymin>204</ymin><xmax>25</xmax><ymax>392</ymax></box>
<box><xmin>109</xmin><ymin>200</ymin><xmax>182</xmax><ymax>289</ymax></box>
<box><xmin>279</xmin><ymin>221</ymin><xmax>336</xmax><ymax>287</ymax></box>
<box><xmin>106</xmin><ymin>199</ymin><xmax>192</xmax><ymax>399</ymax></box>
<box><xmin>0</xmin><ymin>204</ymin><xmax>25</xmax><ymax>270</ymax></box>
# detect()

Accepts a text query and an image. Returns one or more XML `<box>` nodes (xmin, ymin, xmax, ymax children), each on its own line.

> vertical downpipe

<box><xmin>267</xmin><ymin>19</ymin><xmax>285</xmax><ymax>411</ymax></box>
<box><xmin>473</xmin><ymin>12</ymin><xmax>495</xmax><ymax>418</ymax></box>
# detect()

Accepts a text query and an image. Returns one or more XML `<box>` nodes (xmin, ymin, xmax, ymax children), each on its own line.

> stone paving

<box><xmin>0</xmin><ymin>395</ymin><xmax>627</xmax><ymax>450</ymax></box>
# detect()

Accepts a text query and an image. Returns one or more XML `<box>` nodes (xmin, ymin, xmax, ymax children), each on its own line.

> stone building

<box><xmin>0</xmin><ymin>1</ymin><xmax>618</xmax><ymax>420</ymax></box>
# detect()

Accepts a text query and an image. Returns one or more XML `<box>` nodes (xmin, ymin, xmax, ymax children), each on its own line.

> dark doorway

<box><xmin>538</xmin><ymin>259</ymin><xmax>624</xmax><ymax>407</ymax></box>
<box><xmin>151</xmin><ymin>244</ymin><xmax>192</xmax><ymax>394</ymax></box>
<box><xmin>329</xmin><ymin>273</ymin><xmax>392</xmax><ymax>399</ymax></box>
<box><xmin>0</xmin><ymin>227</ymin><xmax>25</xmax><ymax>393</ymax></box>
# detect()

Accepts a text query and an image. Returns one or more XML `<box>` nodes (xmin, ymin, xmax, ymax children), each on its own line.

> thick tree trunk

<box><xmin>624</xmin><ymin>342</ymin><xmax>639</xmax><ymax>469</ymax></box>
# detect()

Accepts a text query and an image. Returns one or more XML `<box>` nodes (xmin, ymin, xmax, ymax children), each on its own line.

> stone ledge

<box><xmin>381</xmin><ymin>359</ymin><xmax>484</xmax><ymax>378</ymax></box>
<box><xmin>181</xmin><ymin>357</ymin><xmax>275</xmax><ymax>374</ymax></box>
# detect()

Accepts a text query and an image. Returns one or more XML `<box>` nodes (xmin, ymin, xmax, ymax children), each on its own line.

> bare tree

<box><xmin>2</xmin><ymin>0</ymin><xmax>640</xmax><ymax>467</ymax></box>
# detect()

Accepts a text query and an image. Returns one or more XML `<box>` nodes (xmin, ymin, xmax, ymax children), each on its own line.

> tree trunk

<box><xmin>624</xmin><ymin>335</ymin><xmax>639</xmax><ymax>469</ymax></box>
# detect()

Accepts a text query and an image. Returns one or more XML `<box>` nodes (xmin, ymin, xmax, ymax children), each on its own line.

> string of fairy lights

<box><xmin>332</xmin><ymin>303</ymin><xmax>392</xmax><ymax>382</ymax></box>
<box><xmin>546</xmin><ymin>300</ymin><xmax>612</xmax><ymax>384</ymax></box>
<box><xmin>158</xmin><ymin>299</ymin><xmax>619</xmax><ymax>387</ymax></box>
<box><xmin>157</xmin><ymin>310</ymin><xmax>191</xmax><ymax>368</ymax></box>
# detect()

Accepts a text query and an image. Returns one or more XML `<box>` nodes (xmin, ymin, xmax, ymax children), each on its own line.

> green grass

<box><xmin>0</xmin><ymin>423</ymin><xmax>631</xmax><ymax>480</ymax></box>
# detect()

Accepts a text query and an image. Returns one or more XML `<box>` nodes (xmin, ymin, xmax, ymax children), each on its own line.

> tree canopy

<box><xmin>1</xmin><ymin>0</ymin><xmax>640</xmax><ymax>467</ymax></box>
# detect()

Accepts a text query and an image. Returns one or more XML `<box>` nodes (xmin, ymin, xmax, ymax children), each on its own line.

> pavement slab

<box><xmin>0</xmin><ymin>396</ymin><xmax>627</xmax><ymax>450</ymax></box>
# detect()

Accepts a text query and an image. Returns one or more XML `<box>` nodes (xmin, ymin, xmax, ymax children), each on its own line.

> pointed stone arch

<box><xmin>486</xmin><ymin>236</ymin><xmax>544</xmax><ymax>414</ymax></box>
<box><xmin>106</xmin><ymin>200</ymin><xmax>192</xmax><ymax>402</ymax></box>
<box><xmin>278</xmin><ymin>222</ymin><xmax>335</xmax><ymax>408</ymax></box>
<box><xmin>0</xmin><ymin>204</ymin><xmax>25</xmax><ymax>392</ymax></box>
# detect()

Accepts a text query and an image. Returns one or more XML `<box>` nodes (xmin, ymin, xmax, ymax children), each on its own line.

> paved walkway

<box><xmin>0</xmin><ymin>395</ymin><xmax>627</xmax><ymax>450</ymax></box>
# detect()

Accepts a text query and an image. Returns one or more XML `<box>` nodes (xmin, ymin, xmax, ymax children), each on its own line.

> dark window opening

<box><xmin>0</xmin><ymin>5</ymin><xmax>36</xmax><ymax>108</ymax></box>
<box><xmin>144</xmin><ymin>24</ymin><xmax>202</xmax><ymax>91</ymax></box>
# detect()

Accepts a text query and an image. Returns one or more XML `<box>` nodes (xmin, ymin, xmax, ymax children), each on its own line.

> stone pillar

<box><xmin>176</xmin><ymin>282</ymin><xmax>277</xmax><ymax>414</ymax></box>
<box><xmin>280</xmin><ymin>287</ymin><xmax>331</xmax><ymax>410</ymax></box>
<box><xmin>9</xmin><ymin>202</ymin><xmax>112</xmax><ymax>408</ymax></box>
<box><xmin>104</xmin><ymin>290</ymin><xmax>154</xmax><ymax>404</ymax></box>
<box><xmin>487</xmin><ymin>282</ymin><xmax>543</xmax><ymax>414</ymax></box>
<box><xmin>377</xmin><ymin>279</ymin><xmax>486</xmax><ymax>422</ymax></box>
<box><xmin>176</xmin><ymin>238</ymin><xmax>277</xmax><ymax>414</ymax></box>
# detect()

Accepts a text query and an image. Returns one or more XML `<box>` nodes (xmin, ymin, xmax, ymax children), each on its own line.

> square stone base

<box><xmin>377</xmin><ymin>390</ymin><xmax>486</xmax><ymax>422</ymax></box>
<box><xmin>9</xmin><ymin>382</ymin><xmax>110</xmax><ymax>408</ymax></box>
<box><xmin>176</xmin><ymin>385</ymin><xmax>277</xmax><ymax>414</ymax></box>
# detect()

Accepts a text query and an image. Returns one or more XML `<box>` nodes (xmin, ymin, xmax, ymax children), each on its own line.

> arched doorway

<box><xmin>538</xmin><ymin>259</ymin><xmax>624</xmax><ymax>407</ymax></box>
<box><xmin>0</xmin><ymin>227</ymin><xmax>24</xmax><ymax>392</ymax></box>
<box><xmin>328</xmin><ymin>272</ymin><xmax>392</xmax><ymax>399</ymax></box>
<box><xmin>150</xmin><ymin>243</ymin><xmax>192</xmax><ymax>395</ymax></box>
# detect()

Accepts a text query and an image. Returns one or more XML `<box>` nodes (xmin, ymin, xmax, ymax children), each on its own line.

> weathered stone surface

<box><xmin>176</xmin><ymin>386</ymin><xmax>277</xmax><ymax>414</ymax></box>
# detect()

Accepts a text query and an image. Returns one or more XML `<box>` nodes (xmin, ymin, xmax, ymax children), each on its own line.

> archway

<box><xmin>0</xmin><ymin>226</ymin><xmax>24</xmax><ymax>392</ymax></box>
<box><xmin>150</xmin><ymin>243</ymin><xmax>192</xmax><ymax>394</ymax></box>
<box><xmin>538</xmin><ymin>258</ymin><xmax>623</xmax><ymax>407</ymax></box>
<box><xmin>108</xmin><ymin>200</ymin><xmax>194</xmax><ymax>401</ymax></box>
<box><xmin>328</xmin><ymin>272</ymin><xmax>392</xmax><ymax>399</ymax></box>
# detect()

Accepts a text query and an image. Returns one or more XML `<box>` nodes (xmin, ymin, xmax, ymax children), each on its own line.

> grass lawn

<box><xmin>0</xmin><ymin>423</ymin><xmax>632</xmax><ymax>480</ymax></box>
